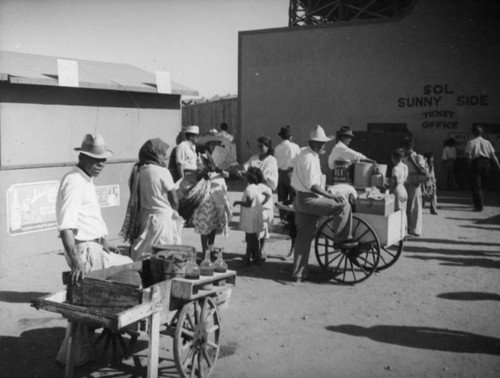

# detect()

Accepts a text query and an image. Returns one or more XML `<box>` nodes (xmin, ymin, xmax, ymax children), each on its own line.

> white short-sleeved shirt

<box><xmin>56</xmin><ymin>166</ymin><xmax>108</xmax><ymax>240</ymax></box>
<box><xmin>291</xmin><ymin>147</ymin><xmax>322</xmax><ymax>193</ymax></box>
<box><xmin>243</xmin><ymin>155</ymin><xmax>279</xmax><ymax>191</ymax></box>
<box><xmin>465</xmin><ymin>136</ymin><xmax>496</xmax><ymax>160</ymax></box>
<box><xmin>176</xmin><ymin>140</ymin><xmax>198</xmax><ymax>171</ymax></box>
<box><xmin>327</xmin><ymin>141</ymin><xmax>368</xmax><ymax>169</ymax></box>
<box><xmin>274</xmin><ymin>140</ymin><xmax>301</xmax><ymax>170</ymax></box>
<box><xmin>138</xmin><ymin>164</ymin><xmax>176</xmax><ymax>213</ymax></box>
<box><xmin>441</xmin><ymin>146</ymin><xmax>457</xmax><ymax>160</ymax></box>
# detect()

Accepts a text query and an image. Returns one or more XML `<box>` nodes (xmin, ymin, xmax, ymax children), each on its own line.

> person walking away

<box><xmin>168</xmin><ymin>130</ymin><xmax>185</xmax><ymax>182</ymax></box>
<box><xmin>120</xmin><ymin>138</ymin><xmax>182</xmax><ymax>261</ymax></box>
<box><xmin>401</xmin><ymin>137</ymin><xmax>427</xmax><ymax>237</ymax></box>
<box><xmin>441</xmin><ymin>138</ymin><xmax>458</xmax><ymax>190</ymax></box>
<box><xmin>465</xmin><ymin>125</ymin><xmax>500</xmax><ymax>211</ymax></box>
<box><xmin>274</xmin><ymin>125</ymin><xmax>301</xmax><ymax>225</ymax></box>
<box><xmin>176</xmin><ymin>125</ymin><xmax>199</xmax><ymax>180</ymax></box>
<box><xmin>233</xmin><ymin>167</ymin><xmax>270</xmax><ymax>265</ymax></box>
<box><xmin>389</xmin><ymin>148</ymin><xmax>408</xmax><ymax>212</ymax></box>
<box><xmin>291</xmin><ymin>125</ymin><xmax>356</xmax><ymax>282</ymax></box>
<box><xmin>422</xmin><ymin>152</ymin><xmax>438</xmax><ymax>215</ymax></box>
<box><xmin>192</xmin><ymin>132</ymin><xmax>232</xmax><ymax>258</ymax></box>
<box><xmin>56</xmin><ymin>133</ymin><xmax>133</xmax><ymax>366</ymax></box>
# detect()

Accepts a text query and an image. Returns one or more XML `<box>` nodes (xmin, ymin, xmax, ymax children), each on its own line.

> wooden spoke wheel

<box><xmin>174</xmin><ymin>297</ymin><xmax>221</xmax><ymax>378</ymax></box>
<box><xmin>377</xmin><ymin>239</ymin><xmax>405</xmax><ymax>271</ymax></box>
<box><xmin>315</xmin><ymin>215</ymin><xmax>381</xmax><ymax>284</ymax></box>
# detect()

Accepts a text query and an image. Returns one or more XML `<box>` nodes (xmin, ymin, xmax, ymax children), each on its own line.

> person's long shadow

<box><xmin>407</xmin><ymin>254</ymin><xmax>500</xmax><ymax>269</ymax></box>
<box><xmin>326</xmin><ymin>324</ymin><xmax>500</xmax><ymax>355</ymax></box>
<box><xmin>405</xmin><ymin>238</ymin><xmax>500</xmax><ymax>248</ymax></box>
<box><xmin>0</xmin><ymin>291</ymin><xmax>51</xmax><ymax>303</ymax></box>
<box><xmin>403</xmin><ymin>246</ymin><xmax>498</xmax><ymax>257</ymax></box>
<box><xmin>437</xmin><ymin>291</ymin><xmax>500</xmax><ymax>301</ymax></box>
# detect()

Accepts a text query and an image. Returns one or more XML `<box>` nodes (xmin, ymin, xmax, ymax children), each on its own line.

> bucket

<box><xmin>354</xmin><ymin>162</ymin><xmax>374</xmax><ymax>188</ymax></box>
<box><xmin>333</xmin><ymin>160</ymin><xmax>353</xmax><ymax>184</ymax></box>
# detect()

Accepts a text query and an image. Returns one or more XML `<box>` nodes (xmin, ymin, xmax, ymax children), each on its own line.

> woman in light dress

<box><xmin>121</xmin><ymin>138</ymin><xmax>181</xmax><ymax>261</ymax></box>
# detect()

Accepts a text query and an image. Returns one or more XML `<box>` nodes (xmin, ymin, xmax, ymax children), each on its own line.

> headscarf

<box><xmin>138</xmin><ymin>138</ymin><xmax>170</xmax><ymax>167</ymax></box>
<box><xmin>120</xmin><ymin>138</ymin><xmax>170</xmax><ymax>243</ymax></box>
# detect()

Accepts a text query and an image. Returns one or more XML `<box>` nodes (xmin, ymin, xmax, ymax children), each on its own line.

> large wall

<box><xmin>238</xmin><ymin>0</ymin><xmax>500</xmax><ymax>185</ymax></box>
<box><xmin>0</xmin><ymin>83</ymin><xmax>181</xmax><ymax>262</ymax></box>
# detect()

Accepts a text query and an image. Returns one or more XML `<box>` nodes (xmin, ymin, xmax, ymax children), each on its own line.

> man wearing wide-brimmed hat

<box><xmin>176</xmin><ymin>125</ymin><xmax>200</xmax><ymax>179</ymax></box>
<box><xmin>290</xmin><ymin>125</ymin><xmax>356</xmax><ymax>282</ymax></box>
<box><xmin>55</xmin><ymin>133</ymin><xmax>133</xmax><ymax>365</ymax></box>
<box><xmin>274</xmin><ymin>125</ymin><xmax>301</xmax><ymax>224</ymax></box>
<box><xmin>327</xmin><ymin>125</ymin><xmax>375</xmax><ymax>170</ymax></box>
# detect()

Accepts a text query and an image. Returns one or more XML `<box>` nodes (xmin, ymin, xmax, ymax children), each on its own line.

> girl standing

<box><xmin>389</xmin><ymin>148</ymin><xmax>408</xmax><ymax>212</ymax></box>
<box><xmin>234</xmin><ymin>167</ymin><xmax>271</xmax><ymax>265</ymax></box>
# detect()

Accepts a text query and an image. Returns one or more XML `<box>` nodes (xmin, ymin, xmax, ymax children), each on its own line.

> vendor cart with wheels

<box><xmin>31</xmin><ymin>255</ymin><xmax>236</xmax><ymax>378</ymax></box>
<box><xmin>276</xmin><ymin>201</ymin><xmax>406</xmax><ymax>284</ymax></box>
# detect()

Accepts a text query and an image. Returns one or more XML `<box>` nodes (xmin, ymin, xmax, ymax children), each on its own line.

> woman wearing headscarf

<box><xmin>120</xmin><ymin>138</ymin><xmax>182</xmax><ymax>261</ymax></box>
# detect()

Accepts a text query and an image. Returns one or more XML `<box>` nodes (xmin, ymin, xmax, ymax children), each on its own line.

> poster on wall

<box><xmin>95</xmin><ymin>185</ymin><xmax>120</xmax><ymax>208</ymax></box>
<box><xmin>6</xmin><ymin>181</ymin><xmax>60</xmax><ymax>236</ymax></box>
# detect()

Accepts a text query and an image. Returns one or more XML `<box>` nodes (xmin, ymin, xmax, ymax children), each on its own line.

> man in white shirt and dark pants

<box><xmin>291</xmin><ymin>125</ymin><xmax>356</xmax><ymax>282</ymax></box>
<box><xmin>274</xmin><ymin>125</ymin><xmax>301</xmax><ymax>224</ymax></box>
<box><xmin>465</xmin><ymin>125</ymin><xmax>500</xmax><ymax>211</ymax></box>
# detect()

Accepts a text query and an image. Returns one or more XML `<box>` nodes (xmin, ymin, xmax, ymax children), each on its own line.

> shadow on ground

<box><xmin>327</xmin><ymin>324</ymin><xmax>500</xmax><ymax>355</ymax></box>
<box><xmin>437</xmin><ymin>291</ymin><xmax>500</xmax><ymax>301</ymax></box>
<box><xmin>0</xmin><ymin>291</ymin><xmax>51</xmax><ymax>304</ymax></box>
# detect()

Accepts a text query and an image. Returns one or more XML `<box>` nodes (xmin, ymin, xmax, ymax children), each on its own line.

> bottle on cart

<box><xmin>200</xmin><ymin>250</ymin><xmax>214</xmax><ymax>276</ymax></box>
<box><xmin>185</xmin><ymin>251</ymin><xmax>200</xmax><ymax>280</ymax></box>
<box><xmin>213</xmin><ymin>248</ymin><xmax>228</xmax><ymax>273</ymax></box>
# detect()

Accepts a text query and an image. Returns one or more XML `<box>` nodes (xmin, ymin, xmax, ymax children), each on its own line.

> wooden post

<box><xmin>65</xmin><ymin>321</ymin><xmax>76</xmax><ymax>378</ymax></box>
<box><xmin>147</xmin><ymin>286</ymin><xmax>161</xmax><ymax>378</ymax></box>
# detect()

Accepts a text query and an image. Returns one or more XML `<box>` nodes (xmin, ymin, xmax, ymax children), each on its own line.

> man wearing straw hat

<box><xmin>55</xmin><ymin>133</ymin><xmax>132</xmax><ymax>365</ymax></box>
<box><xmin>290</xmin><ymin>125</ymin><xmax>356</xmax><ymax>282</ymax></box>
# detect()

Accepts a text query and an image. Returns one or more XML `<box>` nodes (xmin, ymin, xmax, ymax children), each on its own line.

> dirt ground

<box><xmin>1</xmin><ymin>181</ymin><xmax>499</xmax><ymax>378</ymax></box>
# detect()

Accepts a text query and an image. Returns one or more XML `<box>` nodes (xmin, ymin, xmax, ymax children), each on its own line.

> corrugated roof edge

<box><xmin>0</xmin><ymin>50</ymin><xmax>199</xmax><ymax>96</ymax></box>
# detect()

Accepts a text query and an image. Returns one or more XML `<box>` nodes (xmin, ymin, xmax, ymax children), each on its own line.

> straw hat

<box><xmin>74</xmin><ymin>134</ymin><xmax>113</xmax><ymax>158</ymax></box>
<box><xmin>198</xmin><ymin>129</ymin><xmax>227</xmax><ymax>145</ymax></box>
<box><xmin>184</xmin><ymin>125</ymin><xmax>199</xmax><ymax>135</ymax></box>
<box><xmin>309</xmin><ymin>125</ymin><xmax>334</xmax><ymax>143</ymax></box>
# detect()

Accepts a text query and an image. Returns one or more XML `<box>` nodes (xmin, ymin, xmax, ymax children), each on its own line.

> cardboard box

<box><xmin>355</xmin><ymin>194</ymin><xmax>395</xmax><ymax>216</ymax></box>
<box><xmin>356</xmin><ymin>210</ymin><xmax>406</xmax><ymax>246</ymax></box>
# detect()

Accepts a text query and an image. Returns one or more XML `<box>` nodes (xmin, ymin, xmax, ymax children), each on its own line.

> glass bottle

<box><xmin>213</xmin><ymin>248</ymin><xmax>228</xmax><ymax>273</ymax></box>
<box><xmin>200</xmin><ymin>250</ymin><xmax>214</xmax><ymax>276</ymax></box>
<box><xmin>185</xmin><ymin>251</ymin><xmax>201</xmax><ymax>280</ymax></box>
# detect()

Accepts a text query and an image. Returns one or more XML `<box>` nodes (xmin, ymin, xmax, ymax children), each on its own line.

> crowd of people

<box><xmin>53</xmin><ymin>123</ymin><xmax>499</xmax><ymax>363</ymax></box>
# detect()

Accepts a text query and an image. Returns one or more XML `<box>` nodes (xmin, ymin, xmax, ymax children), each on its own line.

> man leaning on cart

<box><xmin>290</xmin><ymin>125</ymin><xmax>357</xmax><ymax>283</ymax></box>
<box><xmin>55</xmin><ymin>133</ymin><xmax>132</xmax><ymax>366</ymax></box>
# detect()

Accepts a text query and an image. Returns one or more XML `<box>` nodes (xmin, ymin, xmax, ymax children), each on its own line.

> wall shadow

<box><xmin>437</xmin><ymin>291</ymin><xmax>500</xmax><ymax>301</ymax></box>
<box><xmin>327</xmin><ymin>324</ymin><xmax>500</xmax><ymax>355</ymax></box>
<box><xmin>0</xmin><ymin>291</ymin><xmax>50</xmax><ymax>304</ymax></box>
<box><xmin>406</xmin><ymin>238</ymin><xmax>500</xmax><ymax>248</ymax></box>
<box><xmin>407</xmin><ymin>255</ymin><xmax>500</xmax><ymax>269</ymax></box>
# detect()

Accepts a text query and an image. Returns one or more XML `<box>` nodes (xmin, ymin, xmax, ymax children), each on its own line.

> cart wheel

<box><xmin>315</xmin><ymin>215</ymin><xmax>380</xmax><ymax>284</ymax></box>
<box><xmin>377</xmin><ymin>239</ymin><xmax>405</xmax><ymax>271</ymax></box>
<box><xmin>173</xmin><ymin>297</ymin><xmax>221</xmax><ymax>378</ymax></box>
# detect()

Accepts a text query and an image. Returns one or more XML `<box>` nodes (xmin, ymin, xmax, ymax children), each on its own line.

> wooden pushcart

<box><xmin>276</xmin><ymin>202</ymin><xmax>406</xmax><ymax>284</ymax></box>
<box><xmin>31</xmin><ymin>260</ymin><xmax>236</xmax><ymax>378</ymax></box>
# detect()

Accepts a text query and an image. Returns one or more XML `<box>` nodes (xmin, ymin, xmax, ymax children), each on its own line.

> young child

<box><xmin>258</xmin><ymin>174</ymin><xmax>274</xmax><ymax>263</ymax></box>
<box><xmin>233</xmin><ymin>167</ymin><xmax>271</xmax><ymax>265</ymax></box>
<box><xmin>389</xmin><ymin>148</ymin><xmax>408</xmax><ymax>212</ymax></box>
<box><xmin>422</xmin><ymin>152</ymin><xmax>438</xmax><ymax>215</ymax></box>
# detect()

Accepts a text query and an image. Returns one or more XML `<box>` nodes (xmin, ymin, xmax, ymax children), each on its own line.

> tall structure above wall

<box><xmin>288</xmin><ymin>0</ymin><xmax>416</xmax><ymax>26</ymax></box>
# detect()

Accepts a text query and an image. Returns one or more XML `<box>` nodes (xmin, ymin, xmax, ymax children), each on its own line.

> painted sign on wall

<box><xmin>6</xmin><ymin>181</ymin><xmax>59</xmax><ymax>236</ymax></box>
<box><xmin>7</xmin><ymin>182</ymin><xmax>121</xmax><ymax>236</ymax></box>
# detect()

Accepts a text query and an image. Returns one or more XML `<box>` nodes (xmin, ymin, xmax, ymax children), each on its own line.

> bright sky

<box><xmin>0</xmin><ymin>0</ymin><xmax>289</xmax><ymax>98</ymax></box>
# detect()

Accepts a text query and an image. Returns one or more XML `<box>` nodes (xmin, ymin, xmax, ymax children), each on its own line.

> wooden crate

<box><xmin>355</xmin><ymin>194</ymin><xmax>395</xmax><ymax>216</ymax></box>
<box><xmin>356</xmin><ymin>210</ymin><xmax>406</xmax><ymax>246</ymax></box>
